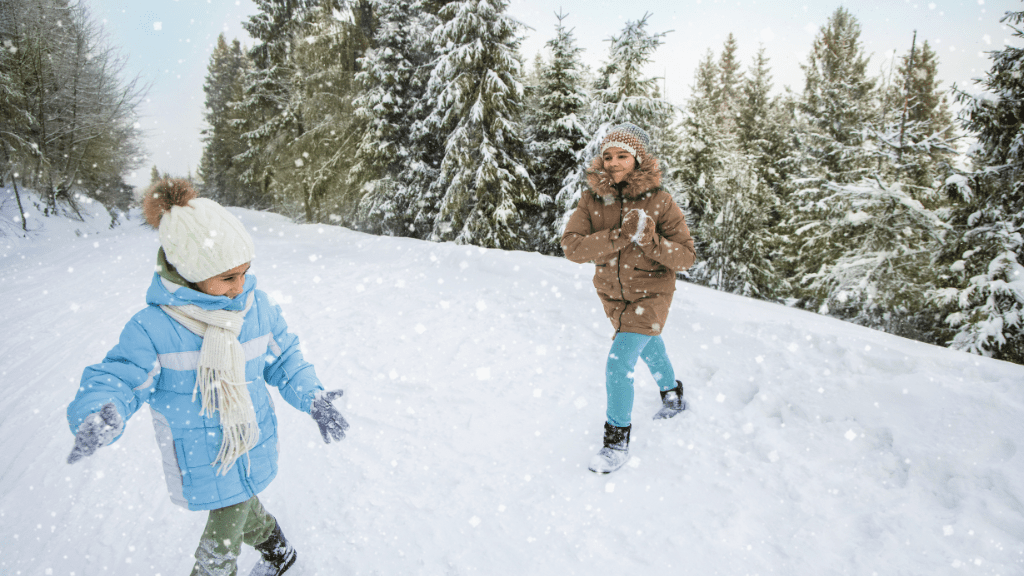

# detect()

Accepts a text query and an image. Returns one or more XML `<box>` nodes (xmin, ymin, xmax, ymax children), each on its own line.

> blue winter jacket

<box><xmin>67</xmin><ymin>273</ymin><xmax>323</xmax><ymax>511</ymax></box>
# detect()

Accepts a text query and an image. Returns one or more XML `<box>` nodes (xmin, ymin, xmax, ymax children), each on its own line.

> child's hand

<box><xmin>67</xmin><ymin>403</ymin><xmax>123</xmax><ymax>464</ymax></box>
<box><xmin>311</xmin><ymin>389</ymin><xmax>349</xmax><ymax>443</ymax></box>
<box><xmin>621</xmin><ymin>209</ymin><xmax>656</xmax><ymax>246</ymax></box>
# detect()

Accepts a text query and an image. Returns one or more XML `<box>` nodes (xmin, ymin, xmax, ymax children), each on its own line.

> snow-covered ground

<box><xmin>2</xmin><ymin>188</ymin><xmax>1023</xmax><ymax>575</ymax></box>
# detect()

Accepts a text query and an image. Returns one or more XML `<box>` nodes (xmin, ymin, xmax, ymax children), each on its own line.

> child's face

<box><xmin>194</xmin><ymin>262</ymin><xmax>251</xmax><ymax>299</ymax></box>
<box><xmin>602</xmin><ymin>147</ymin><xmax>636</xmax><ymax>184</ymax></box>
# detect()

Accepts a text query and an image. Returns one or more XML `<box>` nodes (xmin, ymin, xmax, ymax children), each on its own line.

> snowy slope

<box><xmin>1</xmin><ymin>195</ymin><xmax>1023</xmax><ymax>575</ymax></box>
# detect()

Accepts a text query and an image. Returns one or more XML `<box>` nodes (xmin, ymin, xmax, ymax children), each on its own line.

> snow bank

<box><xmin>1</xmin><ymin>207</ymin><xmax>1023</xmax><ymax>575</ymax></box>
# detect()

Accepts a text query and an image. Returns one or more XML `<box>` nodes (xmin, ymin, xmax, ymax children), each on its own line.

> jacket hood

<box><xmin>585</xmin><ymin>154</ymin><xmax>663</xmax><ymax>201</ymax></box>
<box><xmin>145</xmin><ymin>272</ymin><xmax>257</xmax><ymax>311</ymax></box>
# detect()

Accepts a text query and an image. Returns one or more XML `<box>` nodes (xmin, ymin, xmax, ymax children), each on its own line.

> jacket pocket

<box><xmin>173</xmin><ymin>438</ymin><xmax>192</xmax><ymax>491</ymax></box>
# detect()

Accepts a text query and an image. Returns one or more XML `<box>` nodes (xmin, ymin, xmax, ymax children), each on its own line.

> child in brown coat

<box><xmin>562</xmin><ymin>123</ymin><xmax>696</xmax><ymax>473</ymax></box>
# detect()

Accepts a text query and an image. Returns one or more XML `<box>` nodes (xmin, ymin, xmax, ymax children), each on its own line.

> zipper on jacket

<box><xmin>615</xmin><ymin>195</ymin><xmax>629</xmax><ymax>331</ymax></box>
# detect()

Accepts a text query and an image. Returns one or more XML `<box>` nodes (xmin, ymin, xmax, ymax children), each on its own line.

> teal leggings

<box><xmin>605</xmin><ymin>332</ymin><xmax>676</xmax><ymax>427</ymax></box>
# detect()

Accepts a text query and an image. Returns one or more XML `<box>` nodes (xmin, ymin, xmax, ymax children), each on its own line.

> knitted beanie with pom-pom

<box><xmin>143</xmin><ymin>179</ymin><xmax>255</xmax><ymax>283</ymax></box>
<box><xmin>600</xmin><ymin>123</ymin><xmax>651</xmax><ymax>163</ymax></box>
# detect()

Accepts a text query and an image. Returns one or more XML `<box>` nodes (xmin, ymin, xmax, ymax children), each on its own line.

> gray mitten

<box><xmin>67</xmin><ymin>403</ymin><xmax>123</xmax><ymax>464</ymax></box>
<box><xmin>310</xmin><ymin>389</ymin><xmax>349</xmax><ymax>443</ymax></box>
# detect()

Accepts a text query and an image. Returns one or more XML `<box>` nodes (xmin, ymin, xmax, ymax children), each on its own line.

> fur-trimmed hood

<box><xmin>585</xmin><ymin>154</ymin><xmax>663</xmax><ymax>201</ymax></box>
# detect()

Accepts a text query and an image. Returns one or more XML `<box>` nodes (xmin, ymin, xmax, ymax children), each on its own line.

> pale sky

<box><xmin>83</xmin><ymin>0</ymin><xmax>1019</xmax><ymax>190</ymax></box>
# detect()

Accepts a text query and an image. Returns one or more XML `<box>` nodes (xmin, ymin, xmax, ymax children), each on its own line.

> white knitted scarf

<box><xmin>161</xmin><ymin>292</ymin><xmax>259</xmax><ymax>475</ymax></box>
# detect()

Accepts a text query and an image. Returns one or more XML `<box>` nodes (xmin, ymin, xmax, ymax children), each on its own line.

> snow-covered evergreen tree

<box><xmin>715</xmin><ymin>33</ymin><xmax>741</xmax><ymax>136</ymax></box>
<box><xmin>930</xmin><ymin>8</ymin><xmax>1024</xmax><ymax>364</ymax></box>
<box><xmin>351</xmin><ymin>0</ymin><xmax>433</xmax><ymax>236</ymax></box>
<box><xmin>675</xmin><ymin>49</ymin><xmax>722</xmax><ymax>234</ymax></box>
<box><xmin>234</xmin><ymin>0</ymin><xmax>372</xmax><ymax>223</ymax></box>
<box><xmin>282</xmin><ymin>1</ymin><xmax>370</xmax><ymax>224</ymax></box>
<box><xmin>524</xmin><ymin>10</ymin><xmax>589</xmax><ymax>253</ymax></box>
<box><xmin>786</xmin><ymin>9</ymin><xmax>946</xmax><ymax>337</ymax></box>
<box><xmin>877</xmin><ymin>39</ymin><xmax>957</xmax><ymax>197</ymax></box>
<box><xmin>736</xmin><ymin>47</ymin><xmax>794</xmax><ymax>207</ymax></box>
<box><xmin>556</xmin><ymin>14</ymin><xmax>675</xmax><ymax>237</ymax></box>
<box><xmin>798</xmin><ymin>7</ymin><xmax>875</xmax><ymax>183</ymax></box>
<box><xmin>679</xmin><ymin>40</ymin><xmax>787</xmax><ymax>300</ymax></box>
<box><xmin>199</xmin><ymin>35</ymin><xmax>255</xmax><ymax>207</ymax></box>
<box><xmin>234</xmin><ymin>0</ymin><xmax>324</xmax><ymax>211</ymax></box>
<box><xmin>414</xmin><ymin>0</ymin><xmax>538</xmax><ymax>249</ymax></box>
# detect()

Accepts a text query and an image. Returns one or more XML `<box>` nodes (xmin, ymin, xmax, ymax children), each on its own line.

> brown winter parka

<box><xmin>561</xmin><ymin>155</ymin><xmax>696</xmax><ymax>336</ymax></box>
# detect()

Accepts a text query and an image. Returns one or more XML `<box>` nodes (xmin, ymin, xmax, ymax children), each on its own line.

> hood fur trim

<box><xmin>585</xmin><ymin>155</ymin><xmax>663</xmax><ymax>201</ymax></box>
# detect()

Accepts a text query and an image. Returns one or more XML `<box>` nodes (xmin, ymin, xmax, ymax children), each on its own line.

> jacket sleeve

<box><xmin>67</xmin><ymin>315</ymin><xmax>160</xmax><ymax>437</ymax></box>
<box><xmin>644</xmin><ymin>193</ymin><xmax>696</xmax><ymax>272</ymax></box>
<box><xmin>561</xmin><ymin>193</ymin><xmax>631</xmax><ymax>263</ymax></box>
<box><xmin>261</xmin><ymin>294</ymin><xmax>323</xmax><ymax>414</ymax></box>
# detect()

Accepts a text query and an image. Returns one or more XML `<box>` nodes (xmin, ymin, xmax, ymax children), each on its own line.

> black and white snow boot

<box><xmin>249</xmin><ymin>519</ymin><xmax>297</xmax><ymax>576</ymax></box>
<box><xmin>653</xmin><ymin>380</ymin><xmax>687</xmax><ymax>420</ymax></box>
<box><xmin>588</xmin><ymin>422</ymin><xmax>631</xmax><ymax>474</ymax></box>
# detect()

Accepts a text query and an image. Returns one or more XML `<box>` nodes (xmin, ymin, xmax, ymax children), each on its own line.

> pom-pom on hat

<box><xmin>142</xmin><ymin>179</ymin><xmax>255</xmax><ymax>283</ymax></box>
<box><xmin>600</xmin><ymin>123</ymin><xmax>651</xmax><ymax>163</ymax></box>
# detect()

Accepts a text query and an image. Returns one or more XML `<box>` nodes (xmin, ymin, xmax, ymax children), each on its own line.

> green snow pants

<box><xmin>190</xmin><ymin>496</ymin><xmax>277</xmax><ymax>576</ymax></box>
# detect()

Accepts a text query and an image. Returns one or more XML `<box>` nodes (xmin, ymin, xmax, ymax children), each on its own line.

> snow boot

<box><xmin>249</xmin><ymin>519</ymin><xmax>297</xmax><ymax>576</ymax></box>
<box><xmin>588</xmin><ymin>422</ymin><xmax>631</xmax><ymax>474</ymax></box>
<box><xmin>653</xmin><ymin>380</ymin><xmax>687</xmax><ymax>420</ymax></box>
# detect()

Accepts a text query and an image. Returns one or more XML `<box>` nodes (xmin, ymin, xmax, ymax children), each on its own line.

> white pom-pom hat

<box><xmin>159</xmin><ymin>198</ymin><xmax>255</xmax><ymax>283</ymax></box>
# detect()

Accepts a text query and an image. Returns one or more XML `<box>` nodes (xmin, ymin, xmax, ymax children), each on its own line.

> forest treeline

<box><xmin>1</xmin><ymin>0</ymin><xmax>1022</xmax><ymax>365</ymax></box>
<box><xmin>0</xmin><ymin>0</ymin><xmax>145</xmax><ymax>227</ymax></box>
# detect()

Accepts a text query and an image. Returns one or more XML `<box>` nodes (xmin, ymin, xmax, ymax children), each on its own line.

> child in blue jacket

<box><xmin>66</xmin><ymin>179</ymin><xmax>348</xmax><ymax>576</ymax></box>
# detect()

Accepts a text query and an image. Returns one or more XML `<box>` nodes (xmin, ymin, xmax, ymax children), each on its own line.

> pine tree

<box><xmin>879</xmin><ymin>39</ymin><xmax>957</xmax><ymax>196</ymax></box>
<box><xmin>736</xmin><ymin>47</ymin><xmax>793</xmax><ymax>206</ymax></box>
<box><xmin>787</xmin><ymin>7</ymin><xmax>877</xmax><ymax>307</ymax></box>
<box><xmin>282</xmin><ymin>0</ymin><xmax>371</xmax><ymax>224</ymax></box>
<box><xmin>414</xmin><ymin>0</ymin><xmax>538</xmax><ymax>249</ymax></box>
<box><xmin>785</xmin><ymin>9</ymin><xmax>946</xmax><ymax>336</ymax></box>
<box><xmin>199</xmin><ymin>35</ymin><xmax>255</xmax><ymax>207</ymax></box>
<box><xmin>930</xmin><ymin>8</ymin><xmax>1024</xmax><ymax>363</ymax></box>
<box><xmin>677</xmin><ymin>49</ymin><xmax>724</xmax><ymax>235</ymax></box>
<box><xmin>679</xmin><ymin>39</ymin><xmax>786</xmax><ymax>300</ymax></box>
<box><xmin>234</xmin><ymin>0</ymin><xmax>325</xmax><ymax>210</ymax></box>
<box><xmin>556</xmin><ymin>13</ymin><xmax>674</xmax><ymax>236</ymax></box>
<box><xmin>798</xmin><ymin>7</ymin><xmax>875</xmax><ymax>183</ymax></box>
<box><xmin>716</xmin><ymin>33</ymin><xmax>741</xmax><ymax>135</ymax></box>
<box><xmin>351</xmin><ymin>0</ymin><xmax>433</xmax><ymax>236</ymax></box>
<box><xmin>526</xmin><ymin>10</ymin><xmax>589</xmax><ymax>253</ymax></box>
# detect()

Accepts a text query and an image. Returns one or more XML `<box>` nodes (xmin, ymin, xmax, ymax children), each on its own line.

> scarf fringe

<box><xmin>163</xmin><ymin>292</ymin><xmax>259</xmax><ymax>476</ymax></box>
